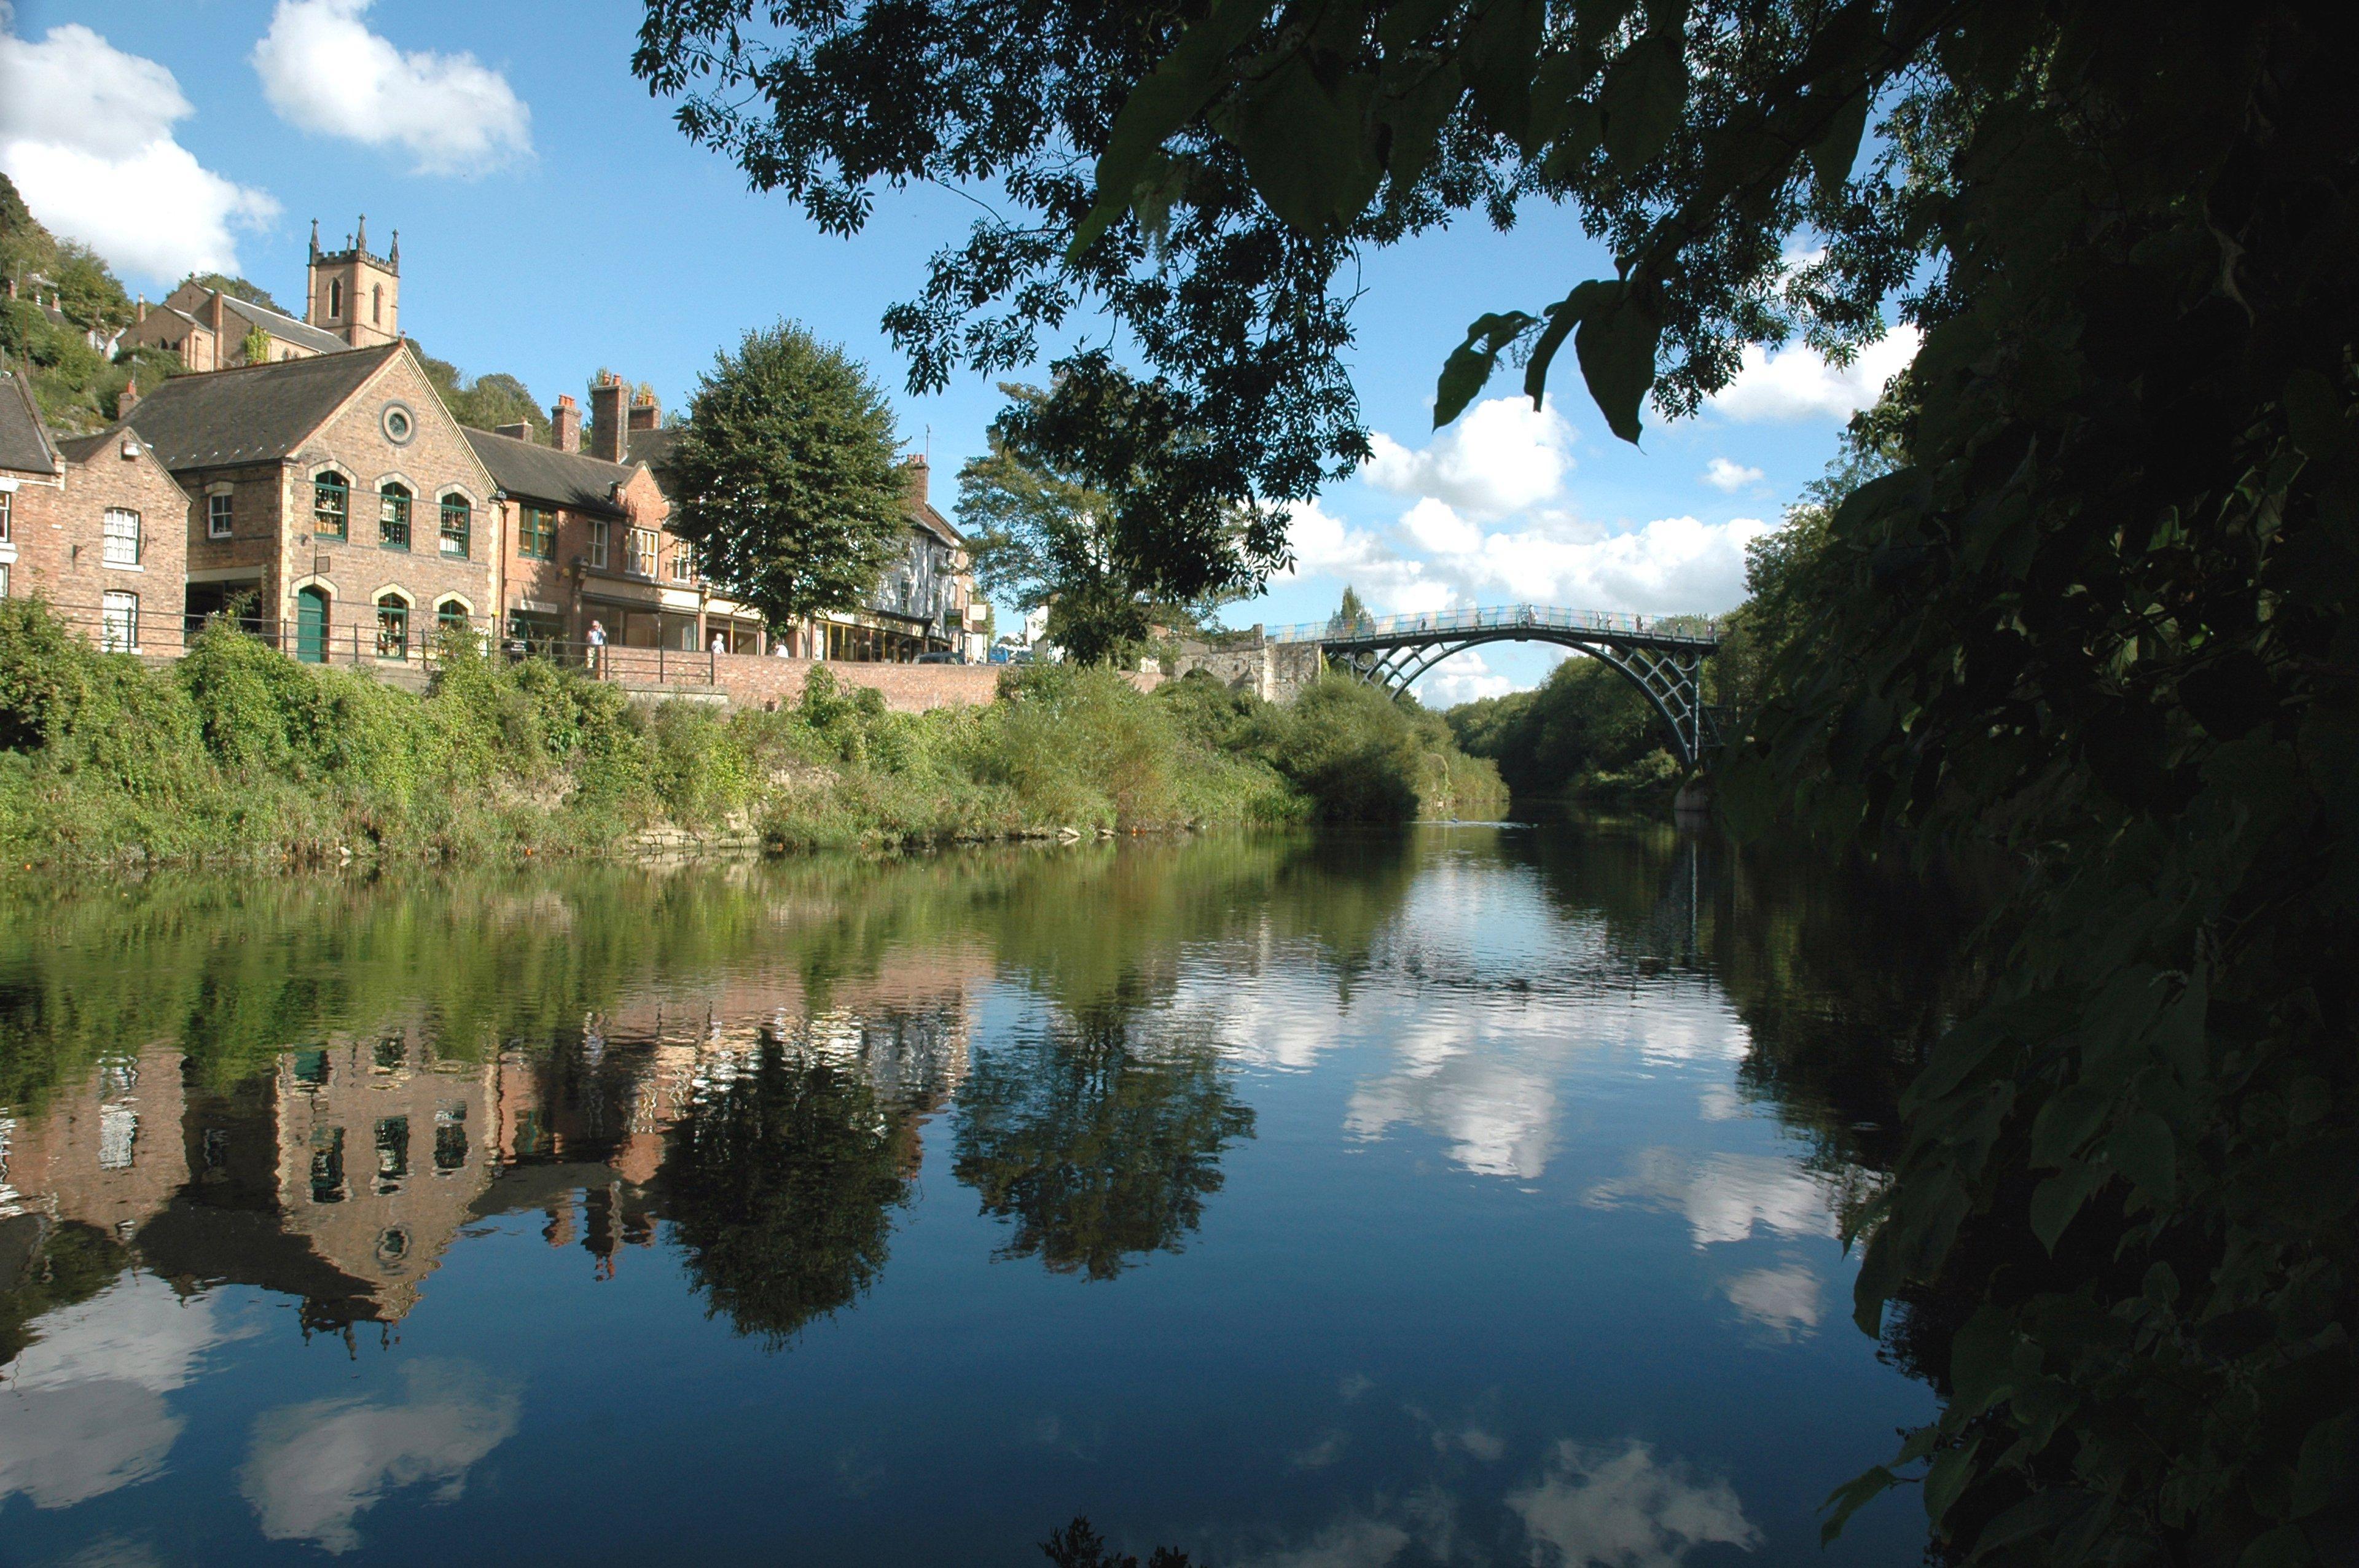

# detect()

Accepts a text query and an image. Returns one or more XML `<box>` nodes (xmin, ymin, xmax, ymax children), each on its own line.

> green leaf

<box><xmin>1071</xmin><ymin>0</ymin><xmax>1267</xmax><ymax>260</ymax></box>
<box><xmin>1463</xmin><ymin>0</ymin><xmax>1546</xmax><ymax>141</ymax></box>
<box><xmin>2283</xmin><ymin>369</ymin><xmax>2345</xmax><ymax>460</ymax></box>
<box><xmin>1818</xmin><ymin>1465</ymin><xmax>1900</xmax><ymax>1545</ymax></box>
<box><xmin>1377</xmin><ymin>0</ymin><xmax>1462</xmax><ymax>50</ymax></box>
<box><xmin>2030</xmin><ymin>1161</ymin><xmax>2110</xmax><ymax>1253</ymax></box>
<box><xmin>1524</xmin><ymin>278</ymin><xmax>1612</xmax><ymax>408</ymax></box>
<box><xmin>2237</xmin><ymin>1524</ymin><xmax>2315</xmax><ymax>1568</ymax></box>
<box><xmin>1435</xmin><ymin>311</ymin><xmax>1538</xmax><ymax>426</ymax></box>
<box><xmin>1574</xmin><ymin>284</ymin><xmax>1661</xmax><ymax>443</ymax></box>
<box><xmin>1806</xmin><ymin>85</ymin><xmax>1870</xmax><ymax>203</ymax></box>
<box><xmin>1375</xmin><ymin>57</ymin><xmax>1463</xmax><ymax>192</ymax></box>
<box><xmin>1922</xmin><ymin>1437</ymin><xmax>1982</xmax><ymax>1528</ymax></box>
<box><xmin>2028</xmin><ymin>1085</ymin><xmax>2110</xmax><ymax>1167</ymax></box>
<box><xmin>1598</xmin><ymin>31</ymin><xmax>1686</xmax><ymax>173</ymax></box>
<box><xmin>1223</xmin><ymin>57</ymin><xmax>1382</xmax><ymax>235</ymax></box>
<box><xmin>1540</xmin><ymin>99</ymin><xmax>1603</xmax><ymax>182</ymax></box>
<box><xmin>2106</xmin><ymin>1111</ymin><xmax>2177</xmax><ymax>1205</ymax></box>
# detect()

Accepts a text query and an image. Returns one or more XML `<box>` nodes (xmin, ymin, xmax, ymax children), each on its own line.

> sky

<box><xmin>0</xmin><ymin>0</ymin><xmax>1909</xmax><ymax>702</ymax></box>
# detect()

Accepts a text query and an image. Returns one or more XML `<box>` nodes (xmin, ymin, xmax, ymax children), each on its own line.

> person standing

<box><xmin>585</xmin><ymin>618</ymin><xmax>607</xmax><ymax>677</ymax></box>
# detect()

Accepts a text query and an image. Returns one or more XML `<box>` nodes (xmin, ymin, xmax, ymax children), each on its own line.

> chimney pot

<box><xmin>551</xmin><ymin>396</ymin><xmax>582</xmax><ymax>453</ymax></box>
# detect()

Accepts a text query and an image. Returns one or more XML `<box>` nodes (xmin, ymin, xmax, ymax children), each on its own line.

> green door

<box><xmin>295</xmin><ymin>587</ymin><xmax>329</xmax><ymax>663</ymax></box>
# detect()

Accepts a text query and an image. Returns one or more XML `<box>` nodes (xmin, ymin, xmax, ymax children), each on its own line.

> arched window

<box><xmin>375</xmin><ymin>593</ymin><xmax>410</xmax><ymax>659</ymax></box>
<box><xmin>438</xmin><ymin>494</ymin><xmax>470</xmax><ymax>558</ymax></box>
<box><xmin>378</xmin><ymin>482</ymin><xmax>410</xmax><ymax>550</ymax></box>
<box><xmin>372</xmin><ymin>285</ymin><xmax>382</xmax><ymax>324</ymax></box>
<box><xmin>313</xmin><ymin>472</ymin><xmax>348</xmax><ymax>539</ymax></box>
<box><xmin>436</xmin><ymin>599</ymin><xmax>471</xmax><ymax>636</ymax></box>
<box><xmin>329</xmin><ymin>279</ymin><xmax>343</xmax><ymax>319</ymax></box>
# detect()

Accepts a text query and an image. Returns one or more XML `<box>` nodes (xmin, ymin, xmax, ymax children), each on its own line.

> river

<box><xmin>0</xmin><ymin>821</ymin><xmax>1973</xmax><ymax>1566</ymax></box>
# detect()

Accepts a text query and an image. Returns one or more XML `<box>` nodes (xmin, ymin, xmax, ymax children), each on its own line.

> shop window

<box><xmin>439</xmin><ymin>494</ymin><xmax>470</xmax><ymax>557</ymax></box>
<box><xmin>314</xmin><ymin>472</ymin><xmax>348</xmax><ymax>538</ymax></box>
<box><xmin>379</xmin><ymin>483</ymin><xmax>411</xmax><ymax>550</ymax></box>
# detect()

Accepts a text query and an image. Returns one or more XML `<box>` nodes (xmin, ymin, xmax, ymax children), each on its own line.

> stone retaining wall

<box><xmin>706</xmin><ymin>655</ymin><xmax>1165</xmax><ymax>713</ymax></box>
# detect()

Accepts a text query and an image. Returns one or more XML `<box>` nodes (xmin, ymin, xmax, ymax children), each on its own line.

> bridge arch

<box><xmin>1273</xmin><ymin>605</ymin><xmax>1724</xmax><ymax>767</ymax></box>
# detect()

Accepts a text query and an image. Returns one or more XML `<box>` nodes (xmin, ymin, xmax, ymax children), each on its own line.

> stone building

<box><xmin>0</xmin><ymin>369</ymin><xmax>189</xmax><ymax>652</ymax></box>
<box><xmin>100</xmin><ymin>341</ymin><xmax>499</xmax><ymax>660</ymax></box>
<box><xmin>117</xmin><ymin>217</ymin><xmax>395</xmax><ymax>373</ymax></box>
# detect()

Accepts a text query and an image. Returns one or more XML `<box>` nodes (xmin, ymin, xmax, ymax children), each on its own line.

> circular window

<box><xmin>381</xmin><ymin>402</ymin><xmax>415</xmax><ymax>445</ymax></box>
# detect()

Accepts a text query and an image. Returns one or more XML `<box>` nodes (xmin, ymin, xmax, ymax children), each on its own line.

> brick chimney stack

<box><xmin>589</xmin><ymin>372</ymin><xmax>626</xmax><ymax>462</ymax></box>
<box><xmin>116</xmin><ymin>379</ymin><xmax>139</xmax><ymax>418</ymax></box>
<box><xmin>136</xmin><ymin>295</ymin><xmax>146</xmax><ymax>323</ymax></box>
<box><xmin>902</xmin><ymin>454</ymin><xmax>930</xmax><ymax>505</ymax></box>
<box><xmin>551</xmin><ymin>395</ymin><xmax>582</xmax><ymax>453</ymax></box>
<box><xmin>627</xmin><ymin>389</ymin><xmax>660</xmax><ymax>437</ymax></box>
<box><xmin>492</xmin><ymin>421</ymin><xmax>532</xmax><ymax>442</ymax></box>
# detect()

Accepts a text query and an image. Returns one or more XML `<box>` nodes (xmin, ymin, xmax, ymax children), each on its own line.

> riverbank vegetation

<box><xmin>0</xmin><ymin>599</ymin><xmax>1500</xmax><ymax>870</ymax></box>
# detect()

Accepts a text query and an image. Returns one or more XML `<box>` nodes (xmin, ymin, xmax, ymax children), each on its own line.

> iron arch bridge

<box><xmin>1267</xmin><ymin>604</ymin><xmax>1727</xmax><ymax>766</ymax></box>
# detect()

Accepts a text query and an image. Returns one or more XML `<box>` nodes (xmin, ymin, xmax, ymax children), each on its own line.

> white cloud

<box><xmin>1509</xmin><ymin>1440</ymin><xmax>1761</xmax><ymax>1568</ymax></box>
<box><xmin>1364</xmin><ymin>396</ymin><xmax>1575</xmax><ymax>519</ymax></box>
<box><xmin>0</xmin><ymin>18</ymin><xmax>280</xmax><ymax>281</ymax></box>
<box><xmin>241</xmin><ymin>1359</ymin><xmax>520</xmax><ymax>1553</ymax></box>
<box><xmin>1710</xmin><ymin>324</ymin><xmax>1920</xmax><ymax>423</ymax></box>
<box><xmin>253</xmin><ymin>0</ymin><xmax>531</xmax><ymax>176</ymax></box>
<box><xmin>1699</xmin><ymin>458</ymin><xmax>1764</xmax><ymax>493</ymax></box>
<box><xmin>1584</xmin><ymin>1148</ymin><xmax>1842</xmax><ymax>1248</ymax></box>
<box><xmin>1283</xmin><ymin>498</ymin><xmax>1454</xmax><ymax>616</ymax></box>
<box><xmin>1724</xmin><ymin>1264</ymin><xmax>1823</xmax><ymax>1336</ymax></box>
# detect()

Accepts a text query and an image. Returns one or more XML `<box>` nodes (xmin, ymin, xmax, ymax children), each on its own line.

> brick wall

<box><xmin>707</xmin><ymin>655</ymin><xmax>1007</xmax><ymax>712</ymax></box>
<box><xmin>7</xmin><ymin>433</ymin><xmax>191</xmax><ymax>653</ymax></box>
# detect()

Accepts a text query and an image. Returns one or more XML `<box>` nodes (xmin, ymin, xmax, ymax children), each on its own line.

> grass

<box><xmin>0</xmin><ymin>599</ymin><xmax>1506</xmax><ymax>872</ymax></box>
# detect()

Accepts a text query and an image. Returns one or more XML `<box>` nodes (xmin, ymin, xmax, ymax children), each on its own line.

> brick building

<box><xmin>0</xmin><ymin>368</ymin><xmax>189</xmax><ymax>652</ymax></box>
<box><xmin>100</xmin><ymin>341</ymin><xmax>499</xmax><ymax>660</ymax></box>
<box><xmin>118</xmin><ymin>217</ymin><xmax>396</xmax><ymax>372</ymax></box>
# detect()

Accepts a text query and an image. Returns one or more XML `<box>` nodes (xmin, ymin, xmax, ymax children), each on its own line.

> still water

<box><xmin>0</xmin><ymin>822</ymin><xmax>1969</xmax><ymax>1566</ymax></box>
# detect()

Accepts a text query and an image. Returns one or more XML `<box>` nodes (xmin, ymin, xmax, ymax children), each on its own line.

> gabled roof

<box><xmin>909</xmin><ymin>499</ymin><xmax>963</xmax><ymax>550</ymax></box>
<box><xmin>463</xmin><ymin>427</ymin><xmax>641</xmax><ymax>518</ymax></box>
<box><xmin>221</xmin><ymin>294</ymin><xmax>350</xmax><ymax>357</ymax></box>
<box><xmin>111</xmin><ymin>343</ymin><xmax>402</xmax><ymax>469</ymax></box>
<box><xmin>0</xmin><ymin>370</ymin><xmax>61</xmax><ymax>475</ymax></box>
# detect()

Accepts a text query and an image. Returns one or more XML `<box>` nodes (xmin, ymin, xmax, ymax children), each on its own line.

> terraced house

<box><xmin>98</xmin><ymin>341</ymin><xmax>500</xmax><ymax>661</ymax></box>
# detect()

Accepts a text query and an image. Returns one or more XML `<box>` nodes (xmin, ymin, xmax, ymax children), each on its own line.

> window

<box><xmin>436</xmin><ymin>599</ymin><xmax>469</xmax><ymax>638</ymax></box>
<box><xmin>625</xmin><ymin>527</ymin><xmax>657</xmax><ymax>577</ymax></box>
<box><xmin>208</xmin><ymin>491</ymin><xmax>232</xmax><ymax>539</ymax></box>
<box><xmin>375</xmin><ymin>595</ymin><xmax>409</xmax><ymax>658</ymax></box>
<box><xmin>518</xmin><ymin>505</ymin><xmax>555</xmax><ymax>560</ymax></box>
<box><xmin>102</xmin><ymin>507</ymin><xmax>140</xmax><ymax>567</ymax></box>
<box><xmin>667</xmin><ymin>540</ymin><xmax>696</xmax><ymax>583</ymax></box>
<box><xmin>329</xmin><ymin>279</ymin><xmax>343</xmax><ymax>318</ymax></box>
<box><xmin>588</xmin><ymin>519</ymin><xmax>608</xmax><ymax>569</ymax></box>
<box><xmin>0</xmin><ymin>488</ymin><xmax>10</xmax><ymax>542</ymax></box>
<box><xmin>371</xmin><ymin>284</ymin><xmax>382</xmax><ymax>324</ymax></box>
<box><xmin>0</xmin><ymin>563</ymin><xmax>9</xmax><ymax>599</ymax></box>
<box><xmin>101</xmin><ymin>590</ymin><xmax>138</xmax><ymax>651</ymax></box>
<box><xmin>310</xmin><ymin>1126</ymin><xmax>346</xmax><ymax>1204</ymax></box>
<box><xmin>314</xmin><ymin>472</ymin><xmax>348</xmax><ymax>538</ymax></box>
<box><xmin>439</xmin><ymin>494</ymin><xmax>470</xmax><ymax>557</ymax></box>
<box><xmin>378</xmin><ymin>483</ymin><xmax>410</xmax><ymax>550</ymax></box>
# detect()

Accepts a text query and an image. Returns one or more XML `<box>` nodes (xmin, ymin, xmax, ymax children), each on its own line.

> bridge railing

<box><xmin>1266</xmin><ymin>604</ymin><xmax>1722</xmax><ymax>646</ymax></box>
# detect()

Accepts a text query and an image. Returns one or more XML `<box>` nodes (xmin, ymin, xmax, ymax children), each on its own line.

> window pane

<box><xmin>103</xmin><ymin>508</ymin><xmax>140</xmax><ymax>566</ymax></box>
<box><xmin>439</xmin><ymin>497</ymin><xmax>469</xmax><ymax>556</ymax></box>
<box><xmin>0</xmin><ymin>490</ymin><xmax>12</xmax><ymax>542</ymax></box>
<box><xmin>101</xmin><ymin>590</ymin><xmax>138</xmax><ymax>651</ymax></box>
<box><xmin>315</xmin><ymin>475</ymin><xmax>347</xmax><ymax>537</ymax></box>
<box><xmin>589</xmin><ymin>520</ymin><xmax>608</xmax><ymax>569</ymax></box>
<box><xmin>208</xmin><ymin>492</ymin><xmax>232</xmax><ymax>538</ymax></box>
<box><xmin>375</xmin><ymin>598</ymin><xmax>409</xmax><ymax>658</ymax></box>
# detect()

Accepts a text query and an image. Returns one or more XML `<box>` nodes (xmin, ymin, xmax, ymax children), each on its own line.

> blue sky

<box><xmin>0</xmin><ymin>0</ymin><xmax>1906</xmax><ymax>700</ymax></box>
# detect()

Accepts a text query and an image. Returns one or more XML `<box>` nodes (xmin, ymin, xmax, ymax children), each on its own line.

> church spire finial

<box><xmin>309</xmin><ymin>218</ymin><xmax>320</xmax><ymax>259</ymax></box>
<box><xmin>355</xmin><ymin>213</ymin><xmax>368</xmax><ymax>252</ymax></box>
<box><xmin>388</xmin><ymin>229</ymin><xmax>399</xmax><ymax>271</ymax></box>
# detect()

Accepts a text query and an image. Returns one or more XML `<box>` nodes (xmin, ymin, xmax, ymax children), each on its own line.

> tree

<box><xmin>958</xmin><ymin>373</ymin><xmax>1250</xmax><ymax>666</ymax></box>
<box><xmin>640</xmin><ymin>2</ymin><xmax>2359</xmax><ymax>1561</ymax></box>
<box><xmin>1326</xmin><ymin>585</ymin><xmax>1371</xmax><ymax>635</ymax></box>
<box><xmin>665</xmin><ymin>322</ymin><xmax>909</xmax><ymax>634</ymax></box>
<box><xmin>420</xmin><ymin>354</ymin><xmax>550</xmax><ymax>439</ymax></box>
<box><xmin>238</xmin><ymin>324</ymin><xmax>272</xmax><ymax>367</ymax></box>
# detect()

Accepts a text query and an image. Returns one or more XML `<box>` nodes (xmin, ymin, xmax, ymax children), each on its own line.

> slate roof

<box><xmin>463</xmin><ymin>427</ymin><xmax>640</xmax><ymax>518</ymax></box>
<box><xmin>909</xmin><ymin>497</ymin><xmax>963</xmax><ymax>550</ymax></box>
<box><xmin>221</xmin><ymin>294</ymin><xmax>351</xmax><ymax>357</ymax></box>
<box><xmin>0</xmin><ymin>370</ymin><xmax>61</xmax><ymax>475</ymax></box>
<box><xmin>110</xmin><ymin>343</ymin><xmax>402</xmax><ymax>469</ymax></box>
<box><xmin>623</xmin><ymin>422</ymin><xmax>679</xmax><ymax>475</ymax></box>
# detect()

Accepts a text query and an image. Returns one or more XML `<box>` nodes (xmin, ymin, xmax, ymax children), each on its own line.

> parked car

<box><xmin>914</xmin><ymin>650</ymin><xmax>965</xmax><ymax>664</ymax></box>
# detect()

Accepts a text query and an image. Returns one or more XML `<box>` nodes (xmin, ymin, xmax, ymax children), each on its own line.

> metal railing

<box><xmin>1265</xmin><ymin>603</ymin><xmax>1723</xmax><ymax>646</ymax></box>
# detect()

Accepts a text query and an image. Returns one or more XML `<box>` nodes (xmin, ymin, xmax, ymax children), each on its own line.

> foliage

<box><xmin>641</xmin><ymin>0</ymin><xmax>2359</xmax><ymax>1561</ymax></box>
<box><xmin>0</xmin><ymin>173</ymin><xmax>178</xmax><ymax>432</ymax></box>
<box><xmin>665</xmin><ymin>321</ymin><xmax>909</xmax><ymax>628</ymax></box>
<box><xmin>659</xmin><ymin>1041</ymin><xmax>910</xmax><ymax>1344</ymax></box>
<box><xmin>960</xmin><ymin>375</ymin><xmax>1252</xmax><ymax>666</ymax></box>
<box><xmin>1327</xmin><ymin>585</ymin><xmax>1371</xmax><ymax>635</ymax></box>
<box><xmin>1449</xmin><ymin>654</ymin><xmax>1673</xmax><ymax>802</ymax></box>
<box><xmin>1041</xmin><ymin>1517</ymin><xmax>1192</xmax><ymax>1568</ymax></box>
<box><xmin>1256</xmin><ymin>673</ymin><xmax>1505</xmax><ymax>821</ymax></box>
<box><xmin>953</xmin><ymin>1007</ymin><xmax>1253</xmax><ymax>1279</ymax></box>
<box><xmin>418</xmin><ymin>353</ymin><xmax>550</xmax><ymax>439</ymax></box>
<box><xmin>238</xmin><ymin>323</ymin><xmax>273</xmax><ymax>367</ymax></box>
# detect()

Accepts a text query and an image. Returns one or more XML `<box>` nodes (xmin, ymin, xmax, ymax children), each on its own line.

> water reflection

<box><xmin>0</xmin><ymin>825</ymin><xmax>1968</xmax><ymax>1564</ymax></box>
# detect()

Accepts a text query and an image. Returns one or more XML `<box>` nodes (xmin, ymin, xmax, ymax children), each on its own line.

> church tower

<box><xmin>305</xmin><ymin>216</ymin><xmax>401</xmax><ymax>348</ymax></box>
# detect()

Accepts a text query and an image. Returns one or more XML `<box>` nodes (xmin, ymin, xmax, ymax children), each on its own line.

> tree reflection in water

<box><xmin>953</xmin><ymin>1006</ymin><xmax>1254</xmax><ymax>1280</ymax></box>
<box><xmin>657</xmin><ymin>1039</ymin><xmax>912</xmax><ymax>1345</ymax></box>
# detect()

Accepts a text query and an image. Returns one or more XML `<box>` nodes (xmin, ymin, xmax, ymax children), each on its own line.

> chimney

<box><xmin>493</xmin><ymin>421</ymin><xmax>533</xmax><ymax>442</ymax></box>
<box><xmin>116</xmin><ymin>378</ymin><xmax>139</xmax><ymax>419</ymax></box>
<box><xmin>136</xmin><ymin>295</ymin><xmax>146</xmax><ymax>323</ymax></box>
<box><xmin>208</xmin><ymin>291</ymin><xmax>227</xmax><ymax>341</ymax></box>
<box><xmin>551</xmin><ymin>395</ymin><xmax>581</xmax><ymax>453</ymax></box>
<box><xmin>902</xmin><ymin>454</ymin><xmax>930</xmax><ymax>506</ymax></box>
<box><xmin>627</xmin><ymin>390</ymin><xmax>660</xmax><ymax>434</ymax></box>
<box><xmin>588</xmin><ymin>372</ymin><xmax>625</xmax><ymax>462</ymax></box>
